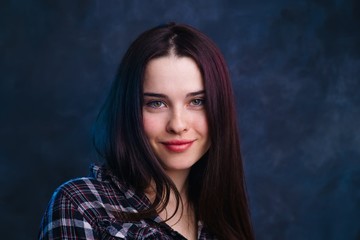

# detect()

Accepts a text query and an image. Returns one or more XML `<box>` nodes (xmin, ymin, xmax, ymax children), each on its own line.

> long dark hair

<box><xmin>95</xmin><ymin>23</ymin><xmax>254</xmax><ymax>240</ymax></box>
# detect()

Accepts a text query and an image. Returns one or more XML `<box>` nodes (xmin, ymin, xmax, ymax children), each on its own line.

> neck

<box><xmin>145</xmin><ymin>169</ymin><xmax>197</xmax><ymax>239</ymax></box>
<box><xmin>145</xmin><ymin>169</ymin><xmax>190</xmax><ymax>203</ymax></box>
<box><xmin>164</xmin><ymin>168</ymin><xmax>190</xmax><ymax>196</ymax></box>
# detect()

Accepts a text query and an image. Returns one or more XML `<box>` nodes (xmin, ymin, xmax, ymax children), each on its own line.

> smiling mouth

<box><xmin>161</xmin><ymin>140</ymin><xmax>195</xmax><ymax>153</ymax></box>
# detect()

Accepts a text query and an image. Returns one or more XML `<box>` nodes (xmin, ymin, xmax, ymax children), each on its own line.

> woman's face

<box><xmin>142</xmin><ymin>55</ymin><xmax>210</xmax><ymax>177</ymax></box>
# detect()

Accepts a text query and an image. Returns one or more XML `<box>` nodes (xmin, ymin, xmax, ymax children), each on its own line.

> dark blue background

<box><xmin>1</xmin><ymin>0</ymin><xmax>359</xmax><ymax>239</ymax></box>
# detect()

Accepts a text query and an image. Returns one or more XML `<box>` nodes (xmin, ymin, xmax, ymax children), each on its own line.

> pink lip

<box><xmin>161</xmin><ymin>140</ymin><xmax>195</xmax><ymax>153</ymax></box>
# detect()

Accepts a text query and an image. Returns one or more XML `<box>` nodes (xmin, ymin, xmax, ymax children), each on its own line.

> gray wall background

<box><xmin>1</xmin><ymin>0</ymin><xmax>359</xmax><ymax>239</ymax></box>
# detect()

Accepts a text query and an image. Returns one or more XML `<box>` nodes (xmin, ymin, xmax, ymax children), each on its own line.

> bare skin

<box><xmin>142</xmin><ymin>55</ymin><xmax>210</xmax><ymax>240</ymax></box>
<box><xmin>146</xmin><ymin>181</ymin><xmax>197</xmax><ymax>240</ymax></box>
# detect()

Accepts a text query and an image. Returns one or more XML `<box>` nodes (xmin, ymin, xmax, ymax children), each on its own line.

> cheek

<box><xmin>192</xmin><ymin>114</ymin><xmax>209</xmax><ymax>137</ymax></box>
<box><xmin>143</xmin><ymin>114</ymin><xmax>163</xmax><ymax>139</ymax></box>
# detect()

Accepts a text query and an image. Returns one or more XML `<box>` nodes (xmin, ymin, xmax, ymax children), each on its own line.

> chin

<box><xmin>161</xmin><ymin>158</ymin><xmax>199</xmax><ymax>173</ymax></box>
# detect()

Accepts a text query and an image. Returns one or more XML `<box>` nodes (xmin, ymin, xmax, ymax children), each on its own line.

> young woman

<box><xmin>39</xmin><ymin>23</ymin><xmax>254</xmax><ymax>240</ymax></box>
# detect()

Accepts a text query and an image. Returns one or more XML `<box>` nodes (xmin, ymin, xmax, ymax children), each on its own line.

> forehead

<box><xmin>143</xmin><ymin>56</ymin><xmax>204</xmax><ymax>92</ymax></box>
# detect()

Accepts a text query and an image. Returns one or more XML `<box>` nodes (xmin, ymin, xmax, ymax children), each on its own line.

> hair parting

<box><xmin>94</xmin><ymin>23</ymin><xmax>255</xmax><ymax>240</ymax></box>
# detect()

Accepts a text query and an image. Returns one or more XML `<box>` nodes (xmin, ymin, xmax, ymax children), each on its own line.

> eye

<box><xmin>146</xmin><ymin>101</ymin><xmax>166</xmax><ymax>109</ymax></box>
<box><xmin>190</xmin><ymin>98</ymin><xmax>205</xmax><ymax>106</ymax></box>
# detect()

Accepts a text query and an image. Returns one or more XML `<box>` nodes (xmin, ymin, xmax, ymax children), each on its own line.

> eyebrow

<box><xmin>143</xmin><ymin>90</ymin><xmax>205</xmax><ymax>98</ymax></box>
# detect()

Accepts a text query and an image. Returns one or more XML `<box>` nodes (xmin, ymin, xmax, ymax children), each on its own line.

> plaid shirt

<box><xmin>38</xmin><ymin>164</ymin><xmax>216</xmax><ymax>239</ymax></box>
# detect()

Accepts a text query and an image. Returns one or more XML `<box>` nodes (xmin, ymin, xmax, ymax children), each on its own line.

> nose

<box><xmin>166</xmin><ymin>109</ymin><xmax>188</xmax><ymax>134</ymax></box>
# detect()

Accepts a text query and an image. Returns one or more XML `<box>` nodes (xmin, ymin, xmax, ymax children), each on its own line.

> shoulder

<box><xmin>39</xmin><ymin>177</ymin><xmax>111</xmax><ymax>239</ymax></box>
<box><xmin>52</xmin><ymin>164</ymin><xmax>129</xmax><ymax>207</ymax></box>
<box><xmin>53</xmin><ymin>177</ymin><xmax>112</xmax><ymax>203</ymax></box>
<box><xmin>40</xmin><ymin>165</ymin><xmax>168</xmax><ymax>239</ymax></box>
<box><xmin>47</xmin><ymin>164</ymin><xmax>148</xmax><ymax>219</ymax></box>
<box><xmin>51</xmin><ymin>174</ymin><xmax>133</xmax><ymax>216</ymax></box>
<box><xmin>39</xmin><ymin>173</ymin><xmax>137</xmax><ymax>239</ymax></box>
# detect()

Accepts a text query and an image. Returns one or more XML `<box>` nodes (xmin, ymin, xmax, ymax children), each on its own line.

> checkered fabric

<box><xmin>38</xmin><ymin>164</ymin><xmax>216</xmax><ymax>239</ymax></box>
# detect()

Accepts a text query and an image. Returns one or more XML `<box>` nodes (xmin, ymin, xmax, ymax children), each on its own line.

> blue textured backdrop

<box><xmin>1</xmin><ymin>0</ymin><xmax>359</xmax><ymax>239</ymax></box>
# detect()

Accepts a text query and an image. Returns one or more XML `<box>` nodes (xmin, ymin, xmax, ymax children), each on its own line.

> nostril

<box><xmin>166</xmin><ymin>118</ymin><xmax>188</xmax><ymax>134</ymax></box>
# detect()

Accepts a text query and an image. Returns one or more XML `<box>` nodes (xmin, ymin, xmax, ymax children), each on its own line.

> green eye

<box><xmin>147</xmin><ymin>101</ymin><xmax>165</xmax><ymax>108</ymax></box>
<box><xmin>190</xmin><ymin>99</ymin><xmax>204</xmax><ymax>106</ymax></box>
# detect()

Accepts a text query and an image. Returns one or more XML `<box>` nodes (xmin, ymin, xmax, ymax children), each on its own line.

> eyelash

<box><xmin>144</xmin><ymin>98</ymin><xmax>205</xmax><ymax>109</ymax></box>
<box><xmin>146</xmin><ymin>100</ymin><xmax>166</xmax><ymax>109</ymax></box>
<box><xmin>190</xmin><ymin>98</ymin><xmax>205</xmax><ymax>106</ymax></box>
